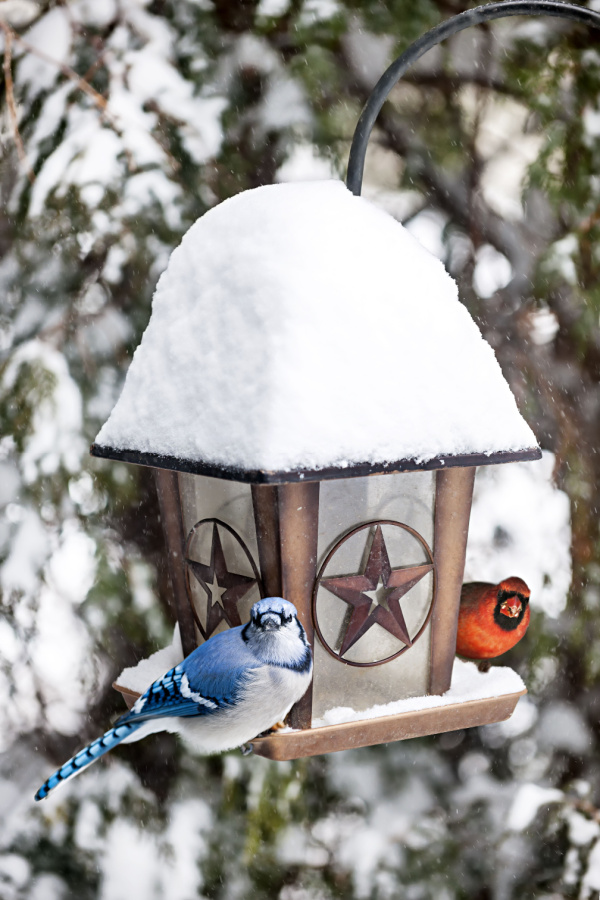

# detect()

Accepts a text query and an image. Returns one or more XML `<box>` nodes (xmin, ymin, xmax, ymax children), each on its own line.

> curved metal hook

<box><xmin>346</xmin><ymin>0</ymin><xmax>600</xmax><ymax>196</ymax></box>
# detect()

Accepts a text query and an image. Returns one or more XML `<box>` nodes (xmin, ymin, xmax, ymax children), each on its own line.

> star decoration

<box><xmin>207</xmin><ymin>574</ymin><xmax>227</xmax><ymax>608</ymax></box>
<box><xmin>321</xmin><ymin>525</ymin><xmax>433</xmax><ymax>657</ymax></box>
<box><xmin>186</xmin><ymin>523</ymin><xmax>256</xmax><ymax>638</ymax></box>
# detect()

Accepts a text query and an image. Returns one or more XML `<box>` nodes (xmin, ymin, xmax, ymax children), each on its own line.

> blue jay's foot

<box><xmin>239</xmin><ymin>743</ymin><xmax>254</xmax><ymax>756</ymax></box>
<box><xmin>256</xmin><ymin>720</ymin><xmax>286</xmax><ymax>737</ymax></box>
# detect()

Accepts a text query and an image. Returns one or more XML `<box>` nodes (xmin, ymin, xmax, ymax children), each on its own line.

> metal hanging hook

<box><xmin>346</xmin><ymin>0</ymin><xmax>600</xmax><ymax>197</ymax></box>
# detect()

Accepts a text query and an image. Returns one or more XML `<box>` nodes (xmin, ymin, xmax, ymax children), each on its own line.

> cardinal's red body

<box><xmin>456</xmin><ymin>577</ymin><xmax>530</xmax><ymax>660</ymax></box>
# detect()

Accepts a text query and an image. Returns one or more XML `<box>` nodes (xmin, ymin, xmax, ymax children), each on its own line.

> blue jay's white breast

<box><xmin>183</xmin><ymin>664</ymin><xmax>311</xmax><ymax>753</ymax></box>
<box><xmin>122</xmin><ymin>663</ymin><xmax>312</xmax><ymax>753</ymax></box>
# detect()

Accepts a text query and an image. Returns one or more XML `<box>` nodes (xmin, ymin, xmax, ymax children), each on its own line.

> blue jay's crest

<box><xmin>35</xmin><ymin>596</ymin><xmax>312</xmax><ymax>802</ymax></box>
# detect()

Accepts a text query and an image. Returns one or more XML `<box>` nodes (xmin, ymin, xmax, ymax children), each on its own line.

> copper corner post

<box><xmin>251</xmin><ymin>484</ymin><xmax>282</xmax><ymax>598</ymax></box>
<box><xmin>429</xmin><ymin>466</ymin><xmax>476</xmax><ymax>695</ymax></box>
<box><xmin>278</xmin><ymin>481</ymin><xmax>320</xmax><ymax>730</ymax></box>
<box><xmin>251</xmin><ymin>482</ymin><xmax>319</xmax><ymax>730</ymax></box>
<box><xmin>153</xmin><ymin>468</ymin><xmax>197</xmax><ymax>658</ymax></box>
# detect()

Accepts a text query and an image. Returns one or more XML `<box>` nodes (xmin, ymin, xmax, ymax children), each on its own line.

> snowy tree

<box><xmin>1</xmin><ymin>1</ymin><xmax>600</xmax><ymax>897</ymax></box>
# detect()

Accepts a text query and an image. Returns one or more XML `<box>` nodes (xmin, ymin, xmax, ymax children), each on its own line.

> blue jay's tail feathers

<box><xmin>34</xmin><ymin>719</ymin><xmax>143</xmax><ymax>801</ymax></box>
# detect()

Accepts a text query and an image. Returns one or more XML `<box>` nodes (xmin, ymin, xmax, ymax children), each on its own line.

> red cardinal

<box><xmin>456</xmin><ymin>577</ymin><xmax>531</xmax><ymax>665</ymax></box>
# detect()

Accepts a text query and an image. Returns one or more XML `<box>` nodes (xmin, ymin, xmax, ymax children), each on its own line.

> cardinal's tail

<box><xmin>34</xmin><ymin>719</ymin><xmax>143</xmax><ymax>801</ymax></box>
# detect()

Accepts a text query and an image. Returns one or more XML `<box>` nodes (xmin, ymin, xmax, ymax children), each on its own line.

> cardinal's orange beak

<box><xmin>499</xmin><ymin>595</ymin><xmax>522</xmax><ymax>618</ymax></box>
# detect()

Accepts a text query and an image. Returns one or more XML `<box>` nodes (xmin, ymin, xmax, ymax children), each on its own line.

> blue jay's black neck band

<box><xmin>269</xmin><ymin>646</ymin><xmax>313</xmax><ymax>674</ymax></box>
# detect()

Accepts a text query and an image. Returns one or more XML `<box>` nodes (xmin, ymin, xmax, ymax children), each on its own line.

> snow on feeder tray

<box><xmin>92</xmin><ymin>180</ymin><xmax>537</xmax><ymax>760</ymax></box>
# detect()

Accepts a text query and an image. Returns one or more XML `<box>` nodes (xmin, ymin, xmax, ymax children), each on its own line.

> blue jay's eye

<box><xmin>258</xmin><ymin>610</ymin><xmax>283</xmax><ymax>629</ymax></box>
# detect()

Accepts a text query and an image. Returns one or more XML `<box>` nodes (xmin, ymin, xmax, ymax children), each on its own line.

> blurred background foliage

<box><xmin>1</xmin><ymin>0</ymin><xmax>600</xmax><ymax>897</ymax></box>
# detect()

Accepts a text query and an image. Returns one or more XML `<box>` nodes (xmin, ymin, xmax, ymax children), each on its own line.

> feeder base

<box><xmin>249</xmin><ymin>689</ymin><xmax>526</xmax><ymax>760</ymax></box>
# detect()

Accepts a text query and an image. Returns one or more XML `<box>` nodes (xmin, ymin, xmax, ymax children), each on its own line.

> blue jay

<box><xmin>35</xmin><ymin>597</ymin><xmax>312</xmax><ymax>801</ymax></box>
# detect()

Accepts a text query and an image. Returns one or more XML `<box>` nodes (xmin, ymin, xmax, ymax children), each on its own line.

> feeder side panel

<box><xmin>312</xmin><ymin>472</ymin><xmax>435</xmax><ymax>720</ymax></box>
<box><xmin>178</xmin><ymin>473</ymin><xmax>262</xmax><ymax>644</ymax></box>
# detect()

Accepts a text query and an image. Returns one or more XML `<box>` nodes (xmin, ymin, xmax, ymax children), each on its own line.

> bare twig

<box><xmin>81</xmin><ymin>48</ymin><xmax>107</xmax><ymax>87</ymax></box>
<box><xmin>402</xmin><ymin>70</ymin><xmax>517</xmax><ymax>97</ymax></box>
<box><xmin>1</xmin><ymin>24</ymin><xmax>35</xmax><ymax>184</ymax></box>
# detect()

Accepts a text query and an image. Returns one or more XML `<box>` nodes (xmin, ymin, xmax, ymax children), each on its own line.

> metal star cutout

<box><xmin>186</xmin><ymin>523</ymin><xmax>256</xmax><ymax>638</ymax></box>
<box><xmin>321</xmin><ymin>525</ymin><xmax>433</xmax><ymax>657</ymax></box>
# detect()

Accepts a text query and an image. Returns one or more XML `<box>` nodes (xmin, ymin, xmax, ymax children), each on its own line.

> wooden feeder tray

<box><xmin>113</xmin><ymin>682</ymin><xmax>525</xmax><ymax>761</ymax></box>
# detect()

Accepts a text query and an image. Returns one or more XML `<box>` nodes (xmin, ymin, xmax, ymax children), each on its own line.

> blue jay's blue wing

<box><xmin>119</xmin><ymin>665</ymin><xmax>219</xmax><ymax>722</ymax></box>
<box><xmin>180</xmin><ymin>626</ymin><xmax>262</xmax><ymax>703</ymax></box>
<box><xmin>35</xmin><ymin>626</ymin><xmax>263</xmax><ymax>801</ymax></box>
<box><xmin>119</xmin><ymin>626</ymin><xmax>261</xmax><ymax>724</ymax></box>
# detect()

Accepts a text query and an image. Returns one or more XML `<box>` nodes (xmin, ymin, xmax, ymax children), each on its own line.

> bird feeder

<box><xmin>90</xmin><ymin>0</ymin><xmax>600</xmax><ymax>760</ymax></box>
<box><xmin>91</xmin><ymin>179</ymin><xmax>538</xmax><ymax>758</ymax></box>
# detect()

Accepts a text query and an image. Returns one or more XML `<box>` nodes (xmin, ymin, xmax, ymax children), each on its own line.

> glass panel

<box><xmin>312</xmin><ymin>471</ymin><xmax>435</xmax><ymax>721</ymax></box>
<box><xmin>178</xmin><ymin>473</ymin><xmax>261</xmax><ymax>642</ymax></box>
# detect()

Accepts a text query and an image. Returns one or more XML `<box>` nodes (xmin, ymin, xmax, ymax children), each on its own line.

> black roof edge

<box><xmin>90</xmin><ymin>443</ymin><xmax>543</xmax><ymax>484</ymax></box>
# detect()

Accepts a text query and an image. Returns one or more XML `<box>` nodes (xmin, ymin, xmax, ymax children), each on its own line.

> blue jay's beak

<box><xmin>260</xmin><ymin>613</ymin><xmax>281</xmax><ymax>631</ymax></box>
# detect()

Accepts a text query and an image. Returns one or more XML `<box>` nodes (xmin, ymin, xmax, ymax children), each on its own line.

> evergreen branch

<box><xmin>338</xmin><ymin>37</ymin><xmax>564</xmax><ymax>307</ymax></box>
<box><xmin>1</xmin><ymin>24</ymin><xmax>35</xmax><ymax>185</ymax></box>
<box><xmin>0</xmin><ymin>19</ymin><xmax>114</xmax><ymax>184</ymax></box>
<box><xmin>6</xmin><ymin>23</ymin><xmax>108</xmax><ymax>112</ymax></box>
<box><xmin>376</xmin><ymin>106</ymin><xmax>533</xmax><ymax>276</ymax></box>
<box><xmin>1</xmin><ymin>21</ymin><xmax>182</xmax><ymax>181</ymax></box>
<box><xmin>577</xmin><ymin>202</ymin><xmax>600</xmax><ymax>236</ymax></box>
<box><xmin>337</xmin><ymin>41</ymin><xmax>532</xmax><ymax>289</ymax></box>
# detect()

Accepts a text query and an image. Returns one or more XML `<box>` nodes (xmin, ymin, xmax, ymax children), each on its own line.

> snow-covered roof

<box><xmin>93</xmin><ymin>181</ymin><xmax>539</xmax><ymax>481</ymax></box>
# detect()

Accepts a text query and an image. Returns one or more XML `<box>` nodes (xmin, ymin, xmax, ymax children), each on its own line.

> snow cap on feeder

<box><xmin>94</xmin><ymin>180</ymin><xmax>538</xmax><ymax>762</ymax></box>
<box><xmin>93</xmin><ymin>180</ymin><xmax>539</xmax><ymax>480</ymax></box>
